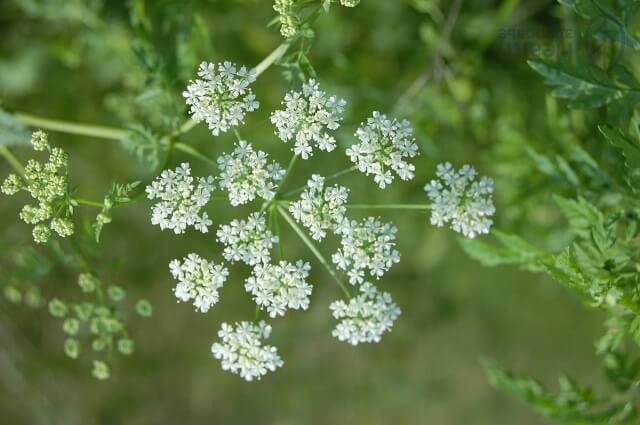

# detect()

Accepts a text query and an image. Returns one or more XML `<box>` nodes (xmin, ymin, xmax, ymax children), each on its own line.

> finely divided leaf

<box><xmin>528</xmin><ymin>59</ymin><xmax>640</xmax><ymax>109</ymax></box>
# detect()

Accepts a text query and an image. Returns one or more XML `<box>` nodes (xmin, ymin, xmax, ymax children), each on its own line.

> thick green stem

<box><xmin>346</xmin><ymin>204</ymin><xmax>431</xmax><ymax>210</ymax></box>
<box><xmin>14</xmin><ymin>113</ymin><xmax>127</xmax><ymax>141</ymax></box>
<box><xmin>0</xmin><ymin>146</ymin><xmax>26</xmax><ymax>177</ymax></box>
<box><xmin>254</xmin><ymin>42</ymin><xmax>290</xmax><ymax>77</ymax></box>
<box><xmin>277</xmin><ymin>206</ymin><xmax>351</xmax><ymax>298</ymax></box>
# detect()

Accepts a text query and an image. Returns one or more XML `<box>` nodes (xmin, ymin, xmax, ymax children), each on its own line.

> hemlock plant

<box><xmin>0</xmin><ymin>1</ymin><xmax>496</xmax><ymax>382</ymax></box>
<box><xmin>2</xmin><ymin>0</ymin><xmax>639</xmax><ymax>423</ymax></box>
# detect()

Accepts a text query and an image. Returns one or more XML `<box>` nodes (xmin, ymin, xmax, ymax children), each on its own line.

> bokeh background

<box><xmin>0</xmin><ymin>0</ymin><xmax>607</xmax><ymax>424</ymax></box>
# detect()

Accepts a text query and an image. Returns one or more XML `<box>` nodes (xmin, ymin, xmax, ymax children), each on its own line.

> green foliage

<box><xmin>464</xmin><ymin>1</ymin><xmax>640</xmax><ymax>422</ymax></box>
<box><xmin>527</xmin><ymin>59</ymin><xmax>640</xmax><ymax>111</ymax></box>
<box><xmin>459</xmin><ymin>230</ymin><xmax>547</xmax><ymax>270</ymax></box>
<box><xmin>92</xmin><ymin>180</ymin><xmax>140</xmax><ymax>242</ymax></box>
<box><xmin>121</xmin><ymin>125</ymin><xmax>162</xmax><ymax>171</ymax></box>
<box><xmin>483</xmin><ymin>359</ymin><xmax>638</xmax><ymax>424</ymax></box>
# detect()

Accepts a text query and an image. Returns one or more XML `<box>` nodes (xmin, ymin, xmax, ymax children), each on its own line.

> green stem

<box><xmin>277</xmin><ymin>206</ymin><xmax>351</xmax><ymax>298</ymax></box>
<box><xmin>0</xmin><ymin>145</ymin><xmax>26</xmax><ymax>177</ymax></box>
<box><xmin>14</xmin><ymin>112</ymin><xmax>126</xmax><ymax>141</ymax></box>
<box><xmin>346</xmin><ymin>204</ymin><xmax>431</xmax><ymax>210</ymax></box>
<box><xmin>279</xmin><ymin>154</ymin><xmax>298</xmax><ymax>192</ymax></box>
<box><xmin>284</xmin><ymin>165</ymin><xmax>356</xmax><ymax>198</ymax></box>
<box><xmin>273</xmin><ymin>207</ymin><xmax>284</xmax><ymax>260</ymax></box>
<box><xmin>233</xmin><ymin>129</ymin><xmax>243</xmax><ymax>142</ymax></box>
<box><xmin>173</xmin><ymin>142</ymin><xmax>217</xmax><ymax>167</ymax></box>
<box><xmin>254</xmin><ymin>42</ymin><xmax>291</xmax><ymax>77</ymax></box>
<box><xmin>74</xmin><ymin>198</ymin><xmax>104</xmax><ymax>208</ymax></box>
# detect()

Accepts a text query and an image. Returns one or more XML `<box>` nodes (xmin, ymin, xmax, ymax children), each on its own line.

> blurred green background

<box><xmin>0</xmin><ymin>0</ymin><xmax>607</xmax><ymax>424</ymax></box>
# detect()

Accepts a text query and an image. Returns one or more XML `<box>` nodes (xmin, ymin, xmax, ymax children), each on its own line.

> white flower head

<box><xmin>211</xmin><ymin>320</ymin><xmax>283</xmax><ymax>381</ymax></box>
<box><xmin>217</xmin><ymin>212</ymin><xmax>278</xmax><ymax>266</ymax></box>
<box><xmin>146</xmin><ymin>163</ymin><xmax>214</xmax><ymax>234</ymax></box>
<box><xmin>217</xmin><ymin>140</ymin><xmax>285</xmax><ymax>206</ymax></box>
<box><xmin>183</xmin><ymin>61</ymin><xmax>259</xmax><ymax>136</ymax></box>
<box><xmin>169</xmin><ymin>253</ymin><xmax>229</xmax><ymax>313</ymax></box>
<box><xmin>333</xmin><ymin>217</ymin><xmax>400</xmax><ymax>285</ymax></box>
<box><xmin>245</xmin><ymin>260</ymin><xmax>312</xmax><ymax>318</ymax></box>
<box><xmin>330</xmin><ymin>282</ymin><xmax>401</xmax><ymax>345</ymax></box>
<box><xmin>424</xmin><ymin>162</ymin><xmax>495</xmax><ymax>238</ymax></box>
<box><xmin>270</xmin><ymin>79</ymin><xmax>346</xmax><ymax>159</ymax></box>
<box><xmin>289</xmin><ymin>174</ymin><xmax>349</xmax><ymax>240</ymax></box>
<box><xmin>347</xmin><ymin>111</ymin><xmax>418</xmax><ymax>188</ymax></box>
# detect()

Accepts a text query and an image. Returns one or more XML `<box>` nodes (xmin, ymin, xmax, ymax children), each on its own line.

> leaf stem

<box><xmin>345</xmin><ymin>203</ymin><xmax>431</xmax><ymax>210</ymax></box>
<box><xmin>0</xmin><ymin>145</ymin><xmax>26</xmax><ymax>177</ymax></box>
<box><xmin>254</xmin><ymin>42</ymin><xmax>291</xmax><ymax>77</ymax></box>
<box><xmin>284</xmin><ymin>165</ymin><xmax>356</xmax><ymax>197</ymax></box>
<box><xmin>173</xmin><ymin>142</ymin><xmax>217</xmax><ymax>167</ymax></box>
<box><xmin>13</xmin><ymin>112</ymin><xmax>127</xmax><ymax>141</ymax></box>
<box><xmin>277</xmin><ymin>206</ymin><xmax>351</xmax><ymax>298</ymax></box>
<box><xmin>273</xmin><ymin>207</ymin><xmax>284</xmax><ymax>260</ymax></box>
<box><xmin>74</xmin><ymin>198</ymin><xmax>104</xmax><ymax>208</ymax></box>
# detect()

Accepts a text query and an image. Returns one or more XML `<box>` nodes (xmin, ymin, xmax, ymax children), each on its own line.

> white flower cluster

<box><xmin>169</xmin><ymin>253</ymin><xmax>229</xmax><ymax>313</ymax></box>
<box><xmin>217</xmin><ymin>212</ymin><xmax>278</xmax><ymax>266</ymax></box>
<box><xmin>245</xmin><ymin>260</ymin><xmax>312</xmax><ymax>317</ymax></box>
<box><xmin>347</xmin><ymin>111</ymin><xmax>418</xmax><ymax>188</ymax></box>
<box><xmin>330</xmin><ymin>282</ymin><xmax>401</xmax><ymax>345</ymax></box>
<box><xmin>1</xmin><ymin>131</ymin><xmax>74</xmax><ymax>244</ymax></box>
<box><xmin>424</xmin><ymin>162</ymin><xmax>495</xmax><ymax>238</ymax></box>
<box><xmin>211</xmin><ymin>321</ymin><xmax>284</xmax><ymax>381</ymax></box>
<box><xmin>333</xmin><ymin>217</ymin><xmax>400</xmax><ymax>285</ymax></box>
<box><xmin>340</xmin><ymin>0</ymin><xmax>360</xmax><ymax>6</ymax></box>
<box><xmin>183</xmin><ymin>61</ymin><xmax>259</xmax><ymax>136</ymax></box>
<box><xmin>217</xmin><ymin>141</ymin><xmax>285</xmax><ymax>206</ymax></box>
<box><xmin>271</xmin><ymin>79</ymin><xmax>346</xmax><ymax>159</ymax></box>
<box><xmin>289</xmin><ymin>174</ymin><xmax>349</xmax><ymax>240</ymax></box>
<box><xmin>146</xmin><ymin>163</ymin><xmax>214</xmax><ymax>234</ymax></box>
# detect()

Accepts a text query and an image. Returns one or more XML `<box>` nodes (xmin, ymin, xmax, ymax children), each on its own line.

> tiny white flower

<box><xmin>245</xmin><ymin>260</ymin><xmax>312</xmax><ymax>318</ymax></box>
<box><xmin>217</xmin><ymin>141</ymin><xmax>285</xmax><ymax>206</ymax></box>
<box><xmin>289</xmin><ymin>174</ymin><xmax>349</xmax><ymax>240</ymax></box>
<box><xmin>329</xmin><ymin>282</ymin><xmax>401</xmax><ymax>345</ymax></box>
<box><xmin>217</xmin><ymin>212</ymin><xmax>278</xmax><ymax>266</ymax></box>
<box><xmin>424</xmin><ymin>162</ymin><xmax>495</xmax><ymax>238</ymax></box>
<box><xmin>145</xmin><ymin>163</ymin><xmax>215</xmax><ymax>234</ymax></box>
<box><xmin>169</xmin><ymin>253</ymin><xmax>228</xmax><ymax>313</ymax></box>
<box><xmin>271</xmin><ymin>79</ymin><xmax>346</xmax><ymax>159</ymax></box>
<box><xmin>211</xmin><ymin>320</ymin><xmax>284</xmax><ymax>381</ymax></box>
<box><xmin>332</xmin><ymin>217</ymin><xmax>400</xmax><ymax>284</ymax></box>
<box><xmin>347</xmin><ymin>111</ymin><xmax>418</xmax><ymax>188</ymax></box>
<box><xmin>183</xmin><ymin>61</ymin><xmax>259</xmax><ymax>136</ymax></box>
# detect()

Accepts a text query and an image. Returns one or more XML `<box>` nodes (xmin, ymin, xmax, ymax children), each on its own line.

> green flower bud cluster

<box><xmin>47</xmin><ymin>273</ymin><xmax>152</xmax><ymax>379</ymax></box>
<box><xmin>274</xmin><ymin>0</ymin><xmax>299</xmax><ymax>38</ymax></box>
<box><xmin>3</xmin><ymin>281</ymin><xmax>43</xmax><ymax>308</ymax></box>
<box><xmin>1</xmin><ymin>131</ymin><xmax>74</xmax><ymax>244</ymax></box>
<box><xmin>273</xmin><ymin>0</ymin><xmax>360</xmax><ymax>38</ymax></box>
